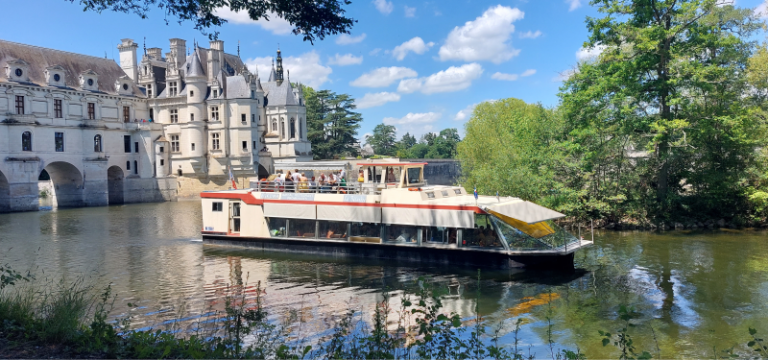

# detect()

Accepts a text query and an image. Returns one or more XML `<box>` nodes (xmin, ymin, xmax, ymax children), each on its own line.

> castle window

<box><xmin>251</xmin><ymin>90</ymin><xmax>255</xmax><ymax>99</ymax></box>
<box><xmin>210</xmin><ymin>106</ymin><xmax>219</xmax><ymax>121</ymax></box>
<box><xmin>87</xmin><ymin>79</ymin><xmax>94</xmax><ymax>86</ymax></box>
<box><xmin>134</xmin><ymin>142</ymin><xmax>139</xmax><ymax>153</ymax></box>
<box><xmin>124</xmin><ymin>135</ymin><xmax>131</xmax><ymax>153</ymax></box>
<box><xmin>159</xmin><ymin>146</ymin><xmax>164</xmax><ymax>153</ymax></box>
<box><xmin>160</xmin><ymin>159</ymin><xmax>164</xmax><ymax>166</ymax></box>
<box><xmin>169</xmin><ymin>82</ymin><xmax>178</xmax><ymax>97</ymax></box>
<box><xmin>123</xmin><ymin>106</ymin><xmax>130</xmax><ymax>123</ymax></box>
<box><xmin>298</xmin><ymin>119</ymin><xmax>302</xmax><ymax>139</ymax></box>
<box><xmin>55</xmin><ymin>132</ymin><xmax>64</xmax><ymax>152</ymax></box>
<box><xmin>15</xmin><ymin>69</ymin><xmax>22</xmax><ymax>77</ymax></box>
<box><xmin>190</xmin><ymin>90</ymin><xmax>194</xmax><ymax>97</ymax></box>
<box><xmin>53</xmin><ymin>74</ymin><xmax>60</xmax><ymax>82</ymax></box>
<box><xmin>213</xmin><ymin>89</ymin><xmax>218</xmax><ymax>98</ymax></box>
<box><xmin>290</xmin><ymin>118</ymin><xmax>296</xmax><ymax>139</ymax></box>
<box><xmin>22</xmin><ymin>131</ymin><xmax>31</xmax><ymax>152</ymax></box>
<box><xmin>54</xmin><ymin>99</ymin><xmax>62</xmax><ymax>118</ymax></box>
<box><xmin>251</xmin><ymin>114</ymin><xmax>255</xmax><ymax>124</ymax></box>
<box><xmin>123</xmin><ymin>83</ymin><xmax>129</xmax><ymax>91</ymax></box>
<box><xmin>134</xmin><ymin>161</ymin><xmax>138</xmax><ymax>174</ymax></box>
<box><xmin>271</xmin><ymin>119</ymin><xmax>277</xmax><ymax>132</ymax></box>
<box><xmin>241</xmin><ymin>114</ymin><xmax>246</xmax><ymax>124</ymax></box>
<box><xmin>149</xmin><ymin>108</ymin><xmax>154</xmax><ymax>120</ymax></box>
<box><xmin>242</xmin><ymin>141</ymin><xmax>247</xmax><ymax>151</ymax></box>
<box><xmin>171</xmin><ymin>135</ymin><xmax>180</xmax><ymax>153</ymax></box>
<box><xmin>88</xmin><ymin>103</ymin><xmax>95</xmax><ymax>120</ymax></box>
<box><xmin>126</xmin><ymin>161</ymin><xmax>130</xmax><ymax>170</ymax></box>
<box><xmin>190</xmin><ymin>113</ymin><xmax>194</xmax><ymax>122</ymax></box>
<box><xmin>191</xmin><ymin>143</ymin><xmax>195</xmax><ymax>151</ymax></box>
<box><xmin>147</xmin><ymin>84</ymin><xmax>152</xmax><ymax>98</ymax></box>
<box><xmin>15</xmin><ymin>96</ymin><xmax>24</xmax><ymax>115</ymax></box>
<box><xmin>211</xmin><ymin>133</ymin><xmax>220</xmax><ymax>150</ymax></box>
<box><xmin>94</xmin><ymin>135</ymin><xmax>102</xmax><ymax>152</ymax></box>
<box><xmin>170</xmin><ymin>109</ymin><xmax>178</xmax><ymax>123</ymax></box>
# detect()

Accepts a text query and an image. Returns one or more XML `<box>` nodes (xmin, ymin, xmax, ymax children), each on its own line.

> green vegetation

<box><xmin>459</xmin><ymin>0</ymin><xmax>768</xmax><ymax>225</ymax></box>
<box><xmin>303</xmin><ymin>85</ymin><xmax>362</xmax><ymax>160</ymax></box>
<box><xmin>366</xmin><ymin>124</ymin><xmax>462</xmax><ymax>159</ymax></box>
<box><xmin>69</xmin><ymin>0</ymin><xmax>355</xmax><ymax>43</ymax></box>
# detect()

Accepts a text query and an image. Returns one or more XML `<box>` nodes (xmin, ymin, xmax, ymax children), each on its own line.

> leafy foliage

<box><xmin>303</xmin><ymin>85</ymin><xmax>362</xmax><ymax>160</ymax></box>
<box><xmin>396</xmin><ymin>128</ymin><xmax>461</xmax><ymax>159</ymax></box>
<box><xmin>366</xmin><ymin>124</ymin><xmax>398</xmax><ymax>156</ymax></box>
<box><xmin>67</xmin><ymin>0</ymin><xmax>355</xmax><ymax>43</ymax></box>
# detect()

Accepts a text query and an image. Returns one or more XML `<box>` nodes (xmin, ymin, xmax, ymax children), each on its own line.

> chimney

<box><xmin>117</xmin><ymin>38</ymin><xmax>138</xmax><ymax>81</ymax></box>
<box><xmin>210</xmin><ymin>40</ymin><xmax>224</xmax><ymax>51</ymax></box>
<box><xmin>169</xmin><ymin>38</ymin><xmax>186</xmax><ymax>66</ymax></box>
<box><xmin>147</xmin><ymin>47</ymin><xmax>162</xmax><ymax>60</ymax></box>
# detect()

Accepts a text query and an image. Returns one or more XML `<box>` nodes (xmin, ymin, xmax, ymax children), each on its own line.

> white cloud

<box><xmin>454</xmin><ymin>103</ymin><xmax>477</xmax><ymax>121</ymax></box>
<box><xmin>356</xmin><ymin>92</ymin><xmax>401</xmax><ymax>109</ymax></box>
<box><xmin>392</xmin><ymin>37</ymin><xmax>435</xmax><ymax>61</ymax></box>
<box><xmin>214</xmin><ymin>8</ymin><xmax>293</xmax><ymax>35</ymax></box>
<box><xmin>383</xmin><ymin>112</ymin><xmax>442</xmax><ymax>125</ymax></box>
<box><xmin>245</xmin><ymin>51</ymin><xmax>331</xmax><ymax>88</ymax></box>
<box><xmin>576</xmin><ymin>45</ymin><xmax>606</xmax><ymax>62</ymax></box>
<box><xmin>350</xmin><ymin>66</ymin><xmax>418</xmax><ymax>88</ymax></box>
<box><xmin>552</xmin><ymin>68</ymin><xmax>577</xmax><ymax>82</ymax></box>
<box><xmin>404</xmin><ymin>5</ymin><xmax>416</xmax><ymax>17</ymax></box>
<box><xmin>369</xmin><ymin>48</ymin><xmax>382</xmax><ymax>56</ymax></box>
<box><xmin>327</xmin><ymin>53</ymin><xmax>363</xmax><ymax>66</ymax></box>
<box><xmin>491</xmin><ymin>72</ymin><xmax>518</xmax><ymax>81</ymax></box>
<box><xmin>373</xmin><ymin>0</ymin><xmax>394</xmax><ymax>14</ymax></box>
<box><xmin>397</xmin><ymin>63</ymin><xmax>483</xmax><ymax>94</ymax></box>
<box><xmin>566</xmin><ymin>0</ymin><xmax>582</xmax><ymax>11</ymax></box>
<box><xmin>519</xmin><ymin>30</ymin><xmax>542</xmax><ymax>39</ymax></box>
<box><xmin>755</xmin><ymin>2</ymin><xmax>768</xmax><ymax>18</ymax></box>
<box><xmin>438</xmin><ymin>5</ymin><xmax>523</xmax><ymax>64</ymax></box>
<box><xmin>336</xmin><ymin>33</ymin><xmax>367</xmax><ymax>45</ymax></box>
<box><xmin>521</xmin><ymin>69</ymin><xmax>536</xmax><ymax>77</ymax></box>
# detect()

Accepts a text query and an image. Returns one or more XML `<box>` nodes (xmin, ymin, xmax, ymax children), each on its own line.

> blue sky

<box><xmin>1</xmin><ymin>0</ymin><xmax>766</xmax><ymax>141</ymax></box>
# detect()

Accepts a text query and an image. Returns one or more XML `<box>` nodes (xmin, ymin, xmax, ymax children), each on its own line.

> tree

<box><xmin>302</xmin><ymin>85</ymin><xmax>361</xmax><ymax>159</ymax></box>
<box><xmin>457</xmin><ymin>99</ymin><xmax>568</xmax><ymax>206</ymax></box>
<box><xmin>366</xmin><ymin>124</ymin><xmax>397</xmax><ymax>156</ymax></box>
<box><xmin>560</xmin><ymin>0</ymin><xmax>764</xmax><ymax>219</ymax></box>
<box><xmin>69</xmin><ymin>0</ymin><xmax>355</xmax><ymax>43</ymax></box>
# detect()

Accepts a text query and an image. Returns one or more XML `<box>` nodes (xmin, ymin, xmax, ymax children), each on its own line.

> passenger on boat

<box><xmin>285</xmin><ymin>171</ymin><xmax>294</xmax><ymax>192</ymax></box>
<box><xmin>386</xmin><ymin>168</ymin><xmax>397</xmax><ymax>183</ymax></box>
<box><xmin>338</xmin><ymin>175</ymin><xmax>347</xmax><ymax>194</ymax></box>
<box><xmin>298</xmin><ymin>173</ymin><xmax>309</xmax><ymax>192</ymax></box>
<box><xmin>309</xmin><ymin>176</ymin><xmax>317</xmax><ymax>192</ymax></box>
<box><xmin>358</xmin><ymin>170</ymin><xmax>365</xmax><ymax>182</ymax></box>
<box><xmin>292</xmin><ymin>169</ymin><xmax>301</xmax><ymax>184</ymax></box>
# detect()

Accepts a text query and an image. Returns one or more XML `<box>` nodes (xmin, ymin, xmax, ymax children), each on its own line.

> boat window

<box><xmin>454</xmin><ymin>189</ymin><xmax>462</xmax><ymax>195</ymax></box>
<box><xmin>426</xmin><ymin>192</ymin><xmax>435</xmax><ymax>199</ymax></box>
<box><xmin>461</xmin><ymin>214</ymin><xmax>504</xmax><ymax>249</ymax></box>
<box><xmin>267</xmin><ymin>217</ymin><xmax>287</xmax><ymax>237</ymax></box>
<box><xmin>385</xmin><ymin>224</ymin><xmax>419</xmax><ymax>244</ymax></box>
<box><xmin>231</xmin><ymin>202</ymin><xmax>241</xmax><ymax>233</ymax></box>
<box><xmin>441</xmin><ymin>190</ymin><xmax>449</xmax><ymax>197</ymax></box>
<box><xmin>289</xmin><ymin>219</ymin><xmax>316</xmax><ymax>239</ymax></box>
<box><xmin>212</xmin><ymin>202</ymin><xmax>223</xmax><ymax>212</ymax></box>
<box><xmin>423</xmin><ymin>226</ymin><xmax>457</xmax><ymax>245</ymax></box>
<box><xmin>406</xmin><ymin>167</ymin><xmax>422</xmax><ymax>185</ymax></box>
<box><xmin>350</xmin><ymin>222</ymin><xmax>381</xmax><ymax>243</ymax></box>
<box><xmin>319</xmin><ymin>221</ymin><xmax>348</xmax><ymax>240</ymax></box>
<box><xmin>490</xmin><ymin>216</ymin><xmax>578</xmax><ymax>251</ymax></box>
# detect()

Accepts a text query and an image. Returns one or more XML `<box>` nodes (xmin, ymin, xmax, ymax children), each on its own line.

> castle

<box><xmin>0</xmin><ymin>37</ymin><xmax>312</xmax><ymax>212</ymax></box>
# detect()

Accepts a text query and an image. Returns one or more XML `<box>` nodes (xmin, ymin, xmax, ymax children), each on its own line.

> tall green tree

<box><xmin>70</xmin><ymin>0</ymin><xmax>355</xmax><ymax>42</ymax></box>
<box><xmin>560</xmin><ymin>0</ymin><xmax>764</xmax><ymax>219</ymax></box>
<box><xmin>366</xmin><ymin>124</ymin><xmax>397</xmax><ymax>156</ymax></box>
<box><xmin>457</xmin><ymin>99</ymin><xmax>568</xmax><ymax>206</ymax></box>
<box><xmin>302</xmin><ymin>85</ymin><xmax>361</xmax><ymax>159</ymax></box>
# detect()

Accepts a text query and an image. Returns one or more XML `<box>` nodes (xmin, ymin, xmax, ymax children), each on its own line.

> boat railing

<box><xmin>254</xmin><ymin>181</ymin><xmax>381</xmax><ymax>195</ymax></box>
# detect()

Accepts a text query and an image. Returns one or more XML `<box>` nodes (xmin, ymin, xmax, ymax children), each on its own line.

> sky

<box><xmin>1</xmin><ymin>0</ymin><xmax>767</xmax><ymax>142</ymax></box>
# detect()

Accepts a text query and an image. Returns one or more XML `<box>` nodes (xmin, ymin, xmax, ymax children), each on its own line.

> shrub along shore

<box><xmin>2</xmin><ymin>264</ymin><xmax>767</xmax><ymax>359</ymax></box>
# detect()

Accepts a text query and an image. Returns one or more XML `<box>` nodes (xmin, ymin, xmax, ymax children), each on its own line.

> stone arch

<box><xmin>0</xmin><ymin>169</ymin><xmax>9</xmax><ymax>213</ymax></box>
<box><xmin>257</xmin><ymin>164</ymin><xmax>270</xmax><ymax>179</ymax></box>
<box><xmin>107</xmin><ymin>165</ymin><xmax>124</xmax><ymax>205</ymax></box>
<box><xmin>41</xmin><ymin>161</ymin><xmax>83</xmax><ymax>208</ymax></box>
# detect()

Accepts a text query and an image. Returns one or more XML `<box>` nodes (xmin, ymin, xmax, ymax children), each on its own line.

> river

<box><xmin>1</xmin><ymin>200</ymin><xmax>767</xmax><ymax>358</ymax></box>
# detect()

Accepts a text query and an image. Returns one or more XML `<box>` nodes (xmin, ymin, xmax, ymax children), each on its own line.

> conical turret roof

<box><xmin>185</xmin><ymin>49</ymin><xmax>205</xmax><ymax>78</ymax></box>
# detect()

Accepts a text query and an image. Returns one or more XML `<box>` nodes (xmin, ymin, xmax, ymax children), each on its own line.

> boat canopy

<box><xmin>274</xmin><ymin>161</ymin><xmax>349</xmax><ymax>171</ymax></box>
<box><xmin>482</xmin><ymin>201</ymin><xmax>565</xmax><ymax>225</ymax></box>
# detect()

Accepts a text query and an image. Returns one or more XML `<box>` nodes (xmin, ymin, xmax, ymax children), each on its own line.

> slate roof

<box><xmin>184</xmin><ymin>50</ymin><xmax>205</xmax><ymax>78</ymax></box>
<box><xmin>262</xmin><ymin>80</ymin><xmax>297</xmax><ymax>106</ymax></box>
<box><xmin>225</xmin><ymin>76</ymin><xmax>250</xmax><ymax>99</ymax></box>
<box><xmin>0</xmin><ymin>39</ymin><xmax>143</xmax><ymax>96</ymax></box>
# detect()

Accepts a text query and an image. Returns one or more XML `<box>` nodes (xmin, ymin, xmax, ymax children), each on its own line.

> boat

<box><xmin>200</xmin><ymin>161</ymin><xmax>592</xmax><ymax>269</ymax></box>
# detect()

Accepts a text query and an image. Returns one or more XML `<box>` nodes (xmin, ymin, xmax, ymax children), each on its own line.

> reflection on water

<box><xmin>1</xmin><ymin>201</ymin><xmax>767</xmax><ymax>358</ymax></box>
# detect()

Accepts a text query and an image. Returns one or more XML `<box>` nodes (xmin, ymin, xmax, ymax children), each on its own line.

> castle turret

<box><xmin>275</xmin><ymin>49</ymin><xmax>284</xmax><ymax>85</ymax></box>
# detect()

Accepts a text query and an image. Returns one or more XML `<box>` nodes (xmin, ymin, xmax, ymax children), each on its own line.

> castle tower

<box><xmin>117</xmin><ymin>39</ymin><xmax>138</xmax><ymax>81</ymax></box>
<box><xmin>275</xmin><ymin>49</ymin><xmax>284</xmax><ymax>85</ymax></box>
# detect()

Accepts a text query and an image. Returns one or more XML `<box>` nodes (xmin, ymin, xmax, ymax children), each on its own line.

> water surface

<box><xmin>1</xmin><ymin>200</ymin><xmax>767</xmax><ymax>358</ymax></box>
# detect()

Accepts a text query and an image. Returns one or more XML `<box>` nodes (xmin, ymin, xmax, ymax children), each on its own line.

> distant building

<box><xmin>0</xmin><ymin>37</ymin><xmax>312</xmax><ymax>212</ymax></box>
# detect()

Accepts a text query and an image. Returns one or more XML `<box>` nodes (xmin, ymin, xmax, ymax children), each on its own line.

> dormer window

<box><xmin>123</xmin><ymin>84</ymin><xmax>128</xmax><ymax>91</ymax></box>
<box><xmin>147</xmin><ymin>84</ymin><xmax>152</xmax><ymax>97</ymax></box>
<box><xmin>168</xmin><ymin>82</ymin><xmax>178</xmax><ymax>97</ymax></box>
<box><xmin>6</xmin><ymin>59</ymin><xmax>30</xmax><ymax>82</ymax></box>
<box><xmin>15</xmin><ymin>69</ymin><xmax>22</xmax><ymax>77</ymax></box>
<box><xmin>44</xmin><ymin>65</ymin><xmax>66</xmax><ymax>86</ymax></box>
<box><xmin>79</xmin><ymin>70</ymin><xmax>99</xmax><ymax>91</ymax></box>
<box><xmin>88</xmin><ymin>79</ymin><xmax>94</xmax><ymax>86</ymax></box>
<box><xmin>54</xmin><ymin>74</ymin><xmax>60</xmax><ymax>82</ymax></box>
<box><xmin>213</xmin><ymin>89</ymin><xmax>218</xmax><ymax>98</ymax></box>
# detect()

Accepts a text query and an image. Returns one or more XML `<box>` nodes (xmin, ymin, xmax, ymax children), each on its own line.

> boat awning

<box><xmin>317</xmin><ymin>204</ymin><xmax>381</xmax><ymax>223</ymax></box>
<box><xmin>382</xmin><ymin>207</ymin><xmax>475</xmax><ymax>228</ymax></box>
<box><xmin>274</xmin><ymin>162</ymin><xmax>348</xmax><ymax>171</ymax></box>
<box><xmin>482</xmin><ymin>201</ymin><xmax>565</xmax><ymax>224</ymax></box>
<box><xmin>263</xmin><ymin>202</ymin><xmax>316</xmax><ymax>219</ymax></box>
